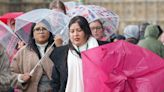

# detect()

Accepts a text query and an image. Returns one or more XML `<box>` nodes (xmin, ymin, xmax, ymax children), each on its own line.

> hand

<box><xmin>20</xmin><ymin>73</ymin><xmax>31</xmax><ymax>82</ymax></box>
<box><xmin>54</xmin><ymin>35</ymin><xmax>63</xmax><ymax>47</ymax></box>
<box><xmin>17</xmin><ymin>41</ymin><xmax>25</xmax><ymax>49</ymax></box>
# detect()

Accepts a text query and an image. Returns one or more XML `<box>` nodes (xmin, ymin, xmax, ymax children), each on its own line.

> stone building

<box><xmin>0</xmin><ymin>0</ymin><xmax>164</xmax><ymax>33</ymax></box>
<box><xmin>85</xmin><ymin>0</ymin><xmax>164</xmax><ymax>33</ymax></box>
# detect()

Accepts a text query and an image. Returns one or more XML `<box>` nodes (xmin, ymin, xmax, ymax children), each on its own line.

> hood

<box><xmin>144</xmin><ymin>25</ymin><xmax>159</xmax><ymax>39</ymax></box>
<box><xmin>123</xmin><ymin>25</ymin><xmax>139</xmax><ymax>39</ymax></box>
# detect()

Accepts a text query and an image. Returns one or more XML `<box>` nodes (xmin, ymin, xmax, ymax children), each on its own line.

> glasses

<box><xmin>90</xmin><ymin>26</ymin><xmax>102</xmax><ymax>31</ymax></box>
<box><xmin>34</xmin><ymin>27</ymin><xmax>48</xmax><ymax>32</ymax></box>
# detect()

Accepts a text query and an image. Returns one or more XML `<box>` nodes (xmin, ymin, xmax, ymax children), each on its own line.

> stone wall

<box><xmin>85</xmin><ymin>0</ymin><xmax>164</xmax><ymax>33</ymax></box>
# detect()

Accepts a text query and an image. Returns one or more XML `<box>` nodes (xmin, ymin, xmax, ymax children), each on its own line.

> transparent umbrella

<box><xmin>67</xmin><ymin>5</ymin><xmax>119</xmax><ymax>38</ymax></box>
<box><xmin>15</xmin><ymin>8</ymin><xmax>70</xmax><ymax>44</ymax></box>
<box><xmin>0</xmin><ymin>21</ymin><xmax>19</xmax><ymax>61</ymax></box>
<box><xmin>15</xmin><ymin>9</ymin><xmax>70</xmax><ymax>76</ymax></box>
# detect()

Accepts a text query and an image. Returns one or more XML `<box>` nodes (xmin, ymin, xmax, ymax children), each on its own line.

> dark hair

<box><xmin>68</xmin><ymin>16</ymin><xmax>92</xmax><ymax>40</ymax></box>
<box><xmin>139</xmin><ymin>22</ymin><xmax>150</xmax><ymax>40</ymax></box>
<box><xmin>27</xmin><ymin>23</ymin><xmax>55</xmax><ymax>59</ymax></box>
<box><xmin>115</xmin><ymin>34</ymin><xmax>125</xmax><ymax>40</ymax></box>
<box><xmin>90</xmin><ymin>19</ymin><xmax>104</xmax><ymax>30</ymax></box>
<box><xmin>49</xmin><ymin>0</ymin><xmax>66</xmax><ymax>14</ymax></box>
<box><xmin>68</xmin><ymin>16</ymin><xmax>92</xmax><ymax>57</ymax></box>
<box><xmin>126</xmin><ymin>37</ymin><xmax>138</xmax><ymax>44</ymax></box>
<box><xmin>157</xmin><ymin>25</ymin><xmax>163</xmax><ymax>37</ymax></box>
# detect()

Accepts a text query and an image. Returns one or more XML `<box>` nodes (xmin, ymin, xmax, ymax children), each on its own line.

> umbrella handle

<box><xmin>29</xmin><ymin>42</ymin><xmax>55</xmax><ymax>76</ymax></box>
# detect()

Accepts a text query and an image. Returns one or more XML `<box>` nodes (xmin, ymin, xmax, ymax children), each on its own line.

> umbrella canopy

<box><xmin>0</xmin><ymin>12</ymin><xmax>23</xmax><ymax>24</ymax></box>
<box><xmin>67</xmin><ymin>5</ymin><xmax>119</xmax><ymax>37</ymax></box>
<box><xmin>81</xmin><ymin>40</ymin><xmax>164</xmax><ymax>92</ymax></box>
<box><xmin>0</xmin><ymin>21</ymin><xmax>19</xmax><ymax>61</ymax></box>
<box><xmin>15</xmin><ymin>9</ymin><xmax>69</xmax><ymax>44</ymax></box>
<box><xmin>64</xmin><ymin>1</ymin><xmax>82</xmax><ymax>12</ymax></box>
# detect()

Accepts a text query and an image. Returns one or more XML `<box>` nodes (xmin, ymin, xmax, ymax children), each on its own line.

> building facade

<box><xmin>0</xmin><ymin>0</ymin><xmax>164</xmax><ymax>33</ymax></box>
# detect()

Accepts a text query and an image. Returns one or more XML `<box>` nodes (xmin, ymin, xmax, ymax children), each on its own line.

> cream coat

<box><xmin>10</xmin><ymin>45</ymin><xmax>54</xmax><ymax>92</ymax></box>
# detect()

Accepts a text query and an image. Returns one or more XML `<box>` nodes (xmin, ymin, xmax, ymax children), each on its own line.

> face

<box><xmin>89</xmin><ymin>20</ymin><xmax>104</xmax><ymax>40</ymax></box>
<box><xmin>69</xmin><ymin>22</ymin><xmax>87</xmax><ymax>47</ymax></box>
<box><xmin>33</xmin><ymin>22</ymin><xmax>50</xmax><ymax>44</ymax></box>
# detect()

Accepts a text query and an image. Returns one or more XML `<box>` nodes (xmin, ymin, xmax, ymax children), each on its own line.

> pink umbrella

<box><xmin>81</xmin><ymin>40</ymin><xmax>164</xmax><ymax>92</ymax></box>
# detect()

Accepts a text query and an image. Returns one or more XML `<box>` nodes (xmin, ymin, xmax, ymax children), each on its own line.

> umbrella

<box><xmin>0</xmin><ymin>12</ymin><xmax>23</xmax><ymax>24</ymax></box>
<box><xmin>67</xmin><ymin>5</ymin><xmax>119</xmax><ymax>38</ymax></box>
<box><xmin>64</xmin><ymin>1</ymin><xmax>82</xmax><ymax>12</ymax></box>
<box><xmin>15</xmin><ymin>9</ymin><xmax>69</xmax><ymax>44</ymax></box>
<box><xmin>81</xmin><ymin>40</ymin><xmax>164</xmax><ymax>92</ymax></box>
<box><xmin>0</xmin><ymin>21</ymin><xmax>19</xmax><ymax>61</ymax></box>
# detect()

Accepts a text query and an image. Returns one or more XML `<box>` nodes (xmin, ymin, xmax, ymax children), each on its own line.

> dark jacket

<box><xmin>50</xmin><ymin>40</ymin><xmax>108</xmax><ymax>92</ymax></box>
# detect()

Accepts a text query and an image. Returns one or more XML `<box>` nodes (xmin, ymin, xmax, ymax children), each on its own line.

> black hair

<box><xmin>90</xmin><ymin>19</ymin><xmax>104</xmax><ymax>30</ymax></box>
<box><xmin>157</xmin><ymin>25</ymin><xmax>163</xmax><ymax>37</ymax></box>
<box><xmin>68</xmin><ymin>16</ymin><xmax>92</xmax><ymax>40</ymax></box>
<box><xmin>139</xmin><ymin>22</ymin><xmax>150</xmax><ymax>40</ymax></box>
<box><xmin>68</xmin><ymin>16</ymin><xmax>92</xmax><ymax>57</ymax></box>
<box><xmin>27</xmin><ymin>23</ymin><xmax>55</xmax><ymax>59</ymax></box>
<box><xmin>115</xmin><ymin>34</ymin><xmax>126</xmax><ymax>40</ymax></box>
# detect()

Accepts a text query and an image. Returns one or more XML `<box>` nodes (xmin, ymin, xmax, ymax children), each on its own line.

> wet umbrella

<box><xmin>67</xmin><ymin>5</ymin><xmax>119</xmax><ymax>38</ymax></box>
<box><xmin>15</xmin><ymin>8</ymin><xmax>69</xmax><ymax>44</ymax></box>
<box><xmin>14</xmin><ymin>9</ymin><xmax>70</xmax><ymax>76</ymax></box>
<box><xmin>0</xmin><ymin>21</ymin><xmax>19</xmax><ymax>61</ymax></box>
<box><xmin>81</xmin><ymin>40</ymin><xmax>164</xmax><ymax>92</ymax></box>
<box><xmin>64</xmin><ymin>1</ymin><xmax>82</xmax><ymax>12</ymax></box>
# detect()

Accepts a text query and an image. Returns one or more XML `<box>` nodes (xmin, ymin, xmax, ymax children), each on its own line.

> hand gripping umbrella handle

<box><xmin>29</xmin><ymin>42</ymin><xmax>55</xmax><ymax>76</ymax></box>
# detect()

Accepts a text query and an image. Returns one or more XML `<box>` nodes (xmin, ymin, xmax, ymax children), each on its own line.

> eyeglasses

<box><xmin>34</xmin><ymin>27</ymin><xmax>48</xmax><ymax>32</ymax></box>
<box><xmin>90</xmin><ymin>26</ymin><xmax>102</xmax><ymax>31</ymax></box>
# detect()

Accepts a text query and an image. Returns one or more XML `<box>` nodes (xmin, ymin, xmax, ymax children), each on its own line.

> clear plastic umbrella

<box><xmin>64</xmin><ymin>1</ymin><xmax>82</xmax><ymax>12</ymax></box>
<box><xmin>15</xmin><ymin>9</ymin><xmax>70</xmax><ymax>76</ymax></box>
<box><xmin>67</xmin><ymin>5</ymin><xmax>119</xmax><ymax>38</ymax></box>
<box><xmin>0</xmin><ymin>21</ymin><xmax>19</xmax><ymax>61</ymax></box>
<box><xmin>15</xmin><ymin>8</ymin><xmax>70</xmax><ymax>44</ymax></box>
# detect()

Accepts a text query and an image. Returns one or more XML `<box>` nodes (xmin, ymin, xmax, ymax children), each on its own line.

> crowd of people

<box><xmin>0</xmin><ymin>0</ymin><xmax>164</xmax><ymax>92</ymax></box>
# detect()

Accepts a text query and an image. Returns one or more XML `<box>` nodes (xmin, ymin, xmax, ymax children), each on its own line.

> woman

<box><xmin>49</xmin><ymin>0</ymin><xmax>68</xmax><ymax>47</ymax></box>
<box><xmin>89</xmin><ymin>20</ymin><xmax>110</xmax><ymax>41</ymax></box>
<box><xmin>50</xmin><ymin>16</ymin><xmax>108</xmax><ymax>92</ymax></box>
<box><xmin>10</xmin><ymin>20</ymin><xmax>55</xmax><ymax>92</ymax></box>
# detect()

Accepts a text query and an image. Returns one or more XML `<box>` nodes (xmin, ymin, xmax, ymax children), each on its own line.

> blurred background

<box><xmin>0</xmin><ymin>0</ymin><xmax>164</xmax><ymax>33</ymax></box>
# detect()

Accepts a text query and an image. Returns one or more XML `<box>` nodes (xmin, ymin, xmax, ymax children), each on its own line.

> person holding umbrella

<box><xmin>10</xmin><ymin>20</ymin><xmax>56</xmax><ymax>92</ymax></box>
<box><xmin>50</xmin><ymin>16</ymin><xmax>108</xmax><ymax>92</ymax></box>
<box><xmin>49</xmin><ymin>0</ymin><xmax>68</xmax><ymax>47</ymax></box>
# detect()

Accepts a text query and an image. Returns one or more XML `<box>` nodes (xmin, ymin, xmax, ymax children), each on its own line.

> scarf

<box><xmin>65</xmin><ymin>36</ymin><xmax>99</xmax><ymax>92</ymax></box>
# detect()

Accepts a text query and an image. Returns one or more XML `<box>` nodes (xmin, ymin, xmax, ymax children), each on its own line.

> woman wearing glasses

<box><xmin>89</xmin><ymin>20</ymin><xmax>110</xmax><ymax>42</ymax></box>
<box><xmin>10</xmin><ymin>20</ymin><xmax>56</xmax><ymax>92</ymax></box>
<box><xmin>50</xmin><ymin>16</ymin><xmax>108</xmax><ymax>92</ymax></box>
